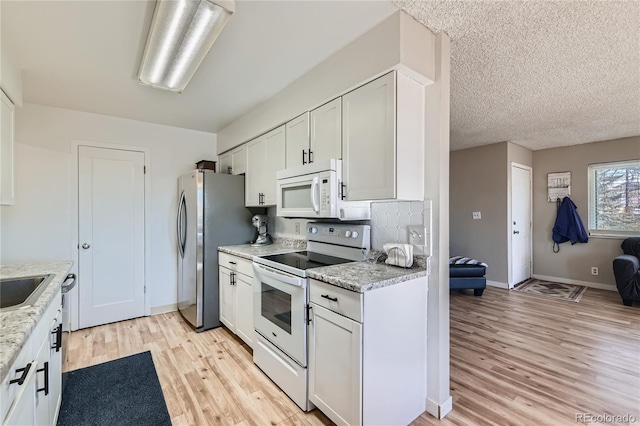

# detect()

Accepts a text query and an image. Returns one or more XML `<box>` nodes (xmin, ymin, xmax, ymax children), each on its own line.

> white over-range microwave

<box><xmin>276</xmin><ymin>159</ymin><xmax>371</xmax><ymax>220</ymax></box>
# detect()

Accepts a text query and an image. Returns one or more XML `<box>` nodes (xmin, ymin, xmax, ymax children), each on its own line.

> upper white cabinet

<box><xmin>342</xmin><ymin>71</ymin><xmax>424</xmax><ymax>201</ymax></box>
<box><xmin>1</xmin><ymin>90</ymin><xmax>15</xmax><ymax>205</ymax></box>
<box><xmin>286</xmin><ymin>98</ymin><xmax>342</xmax><ymax>169</ymax></box>
<box><xmin>310</xmin><ymin>98</ymin><xmax>342</xmax><ymax>164</ymax></box>
<box><xmin>245</xmin><ymin>125</ymin><xmax>285</xmax><ymax>207</ymax></box>
<box><xmin>219</xmin><ymin>144</ymin><xmax>246</xmax><ymax>175</ymax></box>
<box><xmin>285</xmin><ymin>113</ymin><xmax>310</xmax><ymax>168</ymax></box>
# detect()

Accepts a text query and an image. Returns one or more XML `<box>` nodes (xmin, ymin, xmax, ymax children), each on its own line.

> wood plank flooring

<box><xmin>66</xmin><ymin>286</ymin><xmax>640</xmax><ymax>425</ymax></box>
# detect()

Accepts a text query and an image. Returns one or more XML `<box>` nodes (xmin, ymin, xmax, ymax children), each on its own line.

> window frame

<box><xmin>587</xmin><ymin>159</ymin><xmax>640</xmax><ymax>238</ymax></box>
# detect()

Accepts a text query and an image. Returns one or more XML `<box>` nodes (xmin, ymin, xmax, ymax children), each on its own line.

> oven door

<box><xmin>276</xmin><ymin>170</ymin><xmax>336</xmax><ymax>218</ymax></box>
<box><xmin>253</xmin><ymin>263</ymin><xmax>308</xmax><ymax>366</ymax></box>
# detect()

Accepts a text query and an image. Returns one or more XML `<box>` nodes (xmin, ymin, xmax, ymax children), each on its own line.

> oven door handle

<box><xmin>253</xmin><ymin>263</ymin><xmax>305</xmax><ymax>287</ymax></box>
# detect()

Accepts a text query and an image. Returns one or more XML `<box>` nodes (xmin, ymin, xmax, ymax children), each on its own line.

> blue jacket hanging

<box><xmin>552</xmin><ymin>196</ymin><xmax>588</xmax><ymax>252</ymax></box>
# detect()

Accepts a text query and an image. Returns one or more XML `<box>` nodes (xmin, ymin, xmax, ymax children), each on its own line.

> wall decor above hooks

<box><xmin>548</xmin><ymin>171</ymin><xmax>571</xmax><ymax>202</ymax></box>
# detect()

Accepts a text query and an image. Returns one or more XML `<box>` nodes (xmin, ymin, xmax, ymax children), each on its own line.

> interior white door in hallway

<box><xmin>510</xmin><ymin>164</ymin><xmax>532</xmax><ymax>287</ymax></box>
<box><xmin>78</xmin><ymin>146</ymin><xmax>145</xmax><ymax>329</ymax></box>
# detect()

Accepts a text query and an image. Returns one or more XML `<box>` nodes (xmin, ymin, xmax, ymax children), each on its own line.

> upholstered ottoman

<box><xmin>449</xmin><ymin>256</ymin><xmax>488</xmax><ymax>296</ymax></box>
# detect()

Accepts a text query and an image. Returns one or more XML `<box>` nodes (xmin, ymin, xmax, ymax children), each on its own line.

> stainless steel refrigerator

<box><xmin>176</xmin><ymin>170</ymin><xmax>254</xmax><ymax>331</ymax></box>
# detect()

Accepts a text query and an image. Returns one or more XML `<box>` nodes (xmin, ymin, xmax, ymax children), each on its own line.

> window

<box><xmin>588</xmin><ymin>160</ymin><xmax>640</xmax><ymax>236</ymax></box>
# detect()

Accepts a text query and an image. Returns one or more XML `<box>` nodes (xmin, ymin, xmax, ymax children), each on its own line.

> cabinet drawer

<box><xmin>219</xmin><ymin>252</ymin><xmax>253</xmax><ymax>278</ymax></box>
<box><xmin>310</xmin><ymin>279</ymin><xmax>362</xmax><ymax>323</ymax></box>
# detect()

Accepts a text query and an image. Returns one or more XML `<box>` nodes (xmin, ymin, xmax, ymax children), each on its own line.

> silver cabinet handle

<box><xmin>61</xmin><ymin>273</ymin><xmax>77</xmax><ymax>293</ymax></box>
<box><xmin>82</xmin><ymin>243</ymin><xmax>90</xmax><ymax>249</ymax></box>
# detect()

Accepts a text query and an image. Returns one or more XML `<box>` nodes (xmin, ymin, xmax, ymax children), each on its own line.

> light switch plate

<box><xmin>473</xmin><ymin>211</ymin><xmax>481</xmax><ymax>220</ymax></box>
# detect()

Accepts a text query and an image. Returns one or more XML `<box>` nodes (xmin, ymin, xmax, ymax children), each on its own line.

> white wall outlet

<box><xmin>591</xmin><ymin>267</ymin><xmax>599</xmax><ymax>276</ymax></box>
<box><xmin>408</xmin><ymin>226</ymin><xmax>426</xmax><ymax>246</ymax></box>
<box><xmin>295</xmin><ymin>222</ymin><xmax>300</xmax><ymax>235</ymax></box>
<box><xmin>472</xmin><ymin>211</ymin><xmax>481</xmax><ymax>220</ymax></box>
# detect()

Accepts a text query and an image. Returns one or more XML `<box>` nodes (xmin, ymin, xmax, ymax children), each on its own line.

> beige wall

<box><xmin>450</xmin><ymin>141</ymin><xmax>533</xmax><ymax>285</ymax></box>
<box><xmin>450</xmin><ymin>142</ymin><xmax>509</xmax><ymax>283</ymax></box>
<box><xmin>532</xmin><ymin>136</ymin><xmax>640</xmax><ymax>288</ymax></box>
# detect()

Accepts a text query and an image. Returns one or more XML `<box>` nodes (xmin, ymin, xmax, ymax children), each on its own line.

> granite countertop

<box><xmin>306</xmin><ymin>261</ymin><xmax>427</xmax><ymax>293</ymax></box>
<box><xmin>218</xmin><ymin>237</ymin><xmax>307</xmax><ymax>261</ymax></box>
<box><xmin>0</xmin><ymin>261</ymin><xmax>73</xmax><ymax>382</ymax></box>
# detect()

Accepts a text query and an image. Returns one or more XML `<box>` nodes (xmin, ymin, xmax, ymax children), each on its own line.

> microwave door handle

<box><xmin>311</xmin><ymin>176</ymin><xmax>320</xmax><ymax>213</ymax></box>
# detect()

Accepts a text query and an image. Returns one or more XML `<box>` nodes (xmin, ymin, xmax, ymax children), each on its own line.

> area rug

<box><xmin>57</xmin><ymin>351</ymin><xmax>171</xmax><ymax>426</ymax></box>
<box><xmin>513</xmin><ymin>278</ymin><xmax>587</xmax><ymax>302</ymax></box>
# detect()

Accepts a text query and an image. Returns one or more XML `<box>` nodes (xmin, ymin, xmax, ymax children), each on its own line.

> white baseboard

<box><xmin>426</xmin><ymin>396</ymin><xmax>453</xmax><ymax>419</ymax></box>
<box><xmin>150</xmin><ymin>303</ymin><xmax>178</xmax><ymax>315</ymax></box>
<box><xmin>531</xmin><ymin>274</ymin><xmax>616</xmax><ymax>291</ymax></box>
<box><xmin>487</xmin><ymin>280</ymin><xmax>509</xmax><ymax>289</ymax></box>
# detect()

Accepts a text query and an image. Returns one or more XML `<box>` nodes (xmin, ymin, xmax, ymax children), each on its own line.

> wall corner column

<box><xmin>424</xmin><ymin>32</ymin><xmax>452</xmax><ymax>419</ymax></box>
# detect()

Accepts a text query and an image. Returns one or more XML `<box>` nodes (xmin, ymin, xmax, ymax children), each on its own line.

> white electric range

<box><xmin>252</xmin><ymin>222</ymin><xmax>370</xmax><ymax>411</ymax></box>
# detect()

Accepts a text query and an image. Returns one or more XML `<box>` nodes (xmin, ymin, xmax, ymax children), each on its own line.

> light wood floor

<box><xmin>66</xmin><ymin>286</ymin><xmax>640</xmax><ymax>426</ymax></box>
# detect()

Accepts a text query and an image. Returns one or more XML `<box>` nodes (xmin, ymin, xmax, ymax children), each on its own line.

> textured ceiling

<box><xmin>394</xmin><ymin>0</ymin><xmax>640</xmax><ymax>151</ymax></box>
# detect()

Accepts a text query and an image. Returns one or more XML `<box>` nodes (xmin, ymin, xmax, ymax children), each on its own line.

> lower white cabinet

<box><xmin>308</xmin><ymin>278</ymin><xmax>428</xmax><ymax>426</ymax></box>
<box><xmin>1</xmin><ymin>290</ymin><xmax>62</xmax><ymax>426</ymax></box>
<box><xmin>308</xmin><ymin>304</ymin><xmax>362</xmax><ymax>426</ymax></box>
<box><xmin>219</xmin><ymin>253</ymin><xmax>254</xmax><ymax>348</ymax></box>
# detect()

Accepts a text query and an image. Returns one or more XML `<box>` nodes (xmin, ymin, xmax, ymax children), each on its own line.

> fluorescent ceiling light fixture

<box><xmin>138</xmin><ymin>0</ymin><xmax>234</xmax><ymax>93</ymax></box>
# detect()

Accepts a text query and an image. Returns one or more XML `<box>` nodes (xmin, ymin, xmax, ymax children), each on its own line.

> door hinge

<box><xmin>144</xmin><ymin>166</ymin><xmax>146</xmax><ymax>174</ymax></box>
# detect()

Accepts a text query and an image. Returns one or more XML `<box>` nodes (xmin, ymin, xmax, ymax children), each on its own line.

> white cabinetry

<box><xmin>341</xmin><ymin>71</ymin><xmax>424</xmax><ymax>201</ymax></box>
<box><xmin>308</xmin><ymin>278</ymin><xmax>427</xmax><ymax>426</ymax></box>
<box><xmin>218</xmin><ymin>252</ymin><xmax>254</xmax><ymax>348</ymax></box>
<box><xmin>310</xmin><ymin>98</ymin><xmax>342</xmax><ymax>164</ymax></box>
<box><xmin>245</xmin><ymin>126</ymin><xmax>285</xmax><ymax>207</ymax></box>
<box><xmin>1</xmin><ymin>290</ymin><xmax>63</xmax><ymax>426</ymax></box>
<box><xmin>219</xmin><ymin>144</ymin><xmax>246</xmax><ymax>175</ymax></box>
<box><xmin>1</xmin><ymin>90</ymin><xmax>15</xmax><ymax>205</ymax></box>
<box><xmin>285</xmin><ymin>113</ymin><xmax>310</xmax><ymax>168</ymax></box>
<box><xmin>286</xmin><ymin>98</ymin><xmax>342</xmax><ymax>169</ymax></box>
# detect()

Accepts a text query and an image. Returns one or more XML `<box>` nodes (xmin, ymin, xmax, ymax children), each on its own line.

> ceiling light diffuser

<box><xmin>138</xmin><ymin>0</ymin><xmax>234</xmax><ymax>93</ymax></box>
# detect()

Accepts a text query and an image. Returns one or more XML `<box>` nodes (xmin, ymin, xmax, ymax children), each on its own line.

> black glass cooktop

<box><xmin>260</xmin><ymin>251</ymin><xmax>353</xmax><ymax>271</ymax></box>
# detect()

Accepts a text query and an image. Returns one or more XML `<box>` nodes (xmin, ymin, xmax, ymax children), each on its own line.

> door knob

<box><xmin>82</xmin><ymin>243</ymin><xmax>91</xmax><ymax>249</ymax></box>
<box><xmin>513</xmin><ymin>231</ymin><xmax>520</xmax><ymax>235</ymax></box>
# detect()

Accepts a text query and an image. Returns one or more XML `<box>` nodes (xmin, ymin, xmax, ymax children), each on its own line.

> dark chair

<box><xmin>613</xmin><ymin>237</ymin><xmax>640</xmax><ymax>306</ymax></box>
<box><xmin>449</xmin><ymin>257</ymin><xmax>487</xmax><ymax>296</ymax></box>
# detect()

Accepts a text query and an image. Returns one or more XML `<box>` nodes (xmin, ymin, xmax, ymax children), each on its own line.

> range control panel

<box><xmin>307</xmin><ymin>222</ymin><xmax>371</xmax><ymax>249</ymax></box>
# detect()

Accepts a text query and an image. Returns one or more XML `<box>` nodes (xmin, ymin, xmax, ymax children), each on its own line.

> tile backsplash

<box><xmin>268</xmin><ymin>200</ymin><xmax>430</xmax><ymax>253</ymax></box>
<box><xmin>370</xmin><ymin>201</ymin><xmax>426</xmax><ymax>250</ymax></box>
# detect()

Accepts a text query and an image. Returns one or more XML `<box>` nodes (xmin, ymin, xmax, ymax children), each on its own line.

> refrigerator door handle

<box><xmin>177</xmin><ymin>190</ymin><xmax>186</xmax><ymax>258</ymax></box>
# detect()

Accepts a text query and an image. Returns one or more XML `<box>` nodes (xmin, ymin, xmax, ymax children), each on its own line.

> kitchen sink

<box><xmin>0</xmin><ymin>274</ymin><xmax>55</xmax><ymax>310</ymax></box>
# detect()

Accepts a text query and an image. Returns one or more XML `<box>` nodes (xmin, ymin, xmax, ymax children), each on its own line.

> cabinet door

<box><xmin>34</xmin><ymin>337</ymin><xmax>50</xmax><ymax>426</ymax></box>
<box><xmin>309</xmin><ymin>303</ymin><xmax>362</xmax><ymax>426</ymax></box>
<box><xmin>219</xmin><ymin>267</ymin><xmax>236</xmax><ymax>331</ymax></box>
<box><xmin>234</xmin><ymin>273</ymin><xmax>254</xmax><ymax>349</ymax></box>
<box><xmin>1</xmin><ymin>90</ymin><xmax>15</xmax><ymax>205</ymax></box>
<box><xmin>231</xmin><ymin>145</ymin><xmax>247</xmax><ymax>175</ymax></box>
<box><xmin>219</xmin><ymin>153</ymin><xmax>232</xmax><ymax>174</ymax></box>
<box><xmin>285</xmin><ymin>113</ymin><xmax>310</xmax><ymax>168</ymax></box>
<box><xmin>245</xmin><ymin>136</ymin><xmax>266</xmax><ymax>207</ymax></box>
<box><xmin>3</xmin><ymin>362</ymin><xmax>36</xmax><ymax>426</ymax></box>
<box><xmin>263</xmin><ymin>125</ymin><xmax>286</xmax><ymax>206</ymax></box>
<box><xmin>49</xmin><ymin>311</ymin><xmax>62</xmax><ymax>424</ymax></box>
<box><xmin>342</xmin><ymin>72</ymin><xmax>396</xmax><ymax>201</ymax></box>
<box><xmin>310</xmin><ymin>98</ymin><xmax>342</xmax><ymax>164</ymax></box>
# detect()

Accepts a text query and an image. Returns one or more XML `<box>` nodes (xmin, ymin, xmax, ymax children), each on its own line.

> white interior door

<box><xmin>511</xmin><ymin>164</ymin><xmax>532</xmax><ymax>286</ymax></box>
<box><xmin>78</xmin><ymin>146</ymin><xmax>145</xmax><ymax>329</ymax></box>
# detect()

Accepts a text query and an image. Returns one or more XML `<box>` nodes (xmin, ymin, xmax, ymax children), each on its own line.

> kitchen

<box><xmin>0</xmin><ymin>1</ymin><xmax>451</xmax><ymax>425</ymax></box>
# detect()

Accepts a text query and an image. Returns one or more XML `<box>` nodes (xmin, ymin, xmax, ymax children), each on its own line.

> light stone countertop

<box><xmin>306</xmin><ymin>261</ymin><xmax>427</xmax><ymax>293</ymax></box>
<box><xmin>218</xmin><ymin>238</ymin><xmax>306</xmax><ymax>261</ymax></box>
<box><xmin>0</xmin><ymin>261</ymin><xmax>73</xmax><ymax>382</ymax></box>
